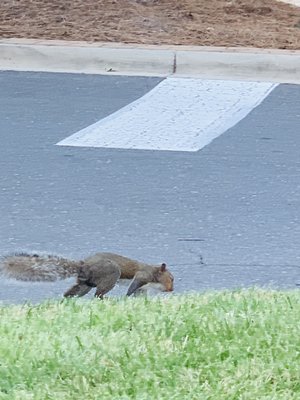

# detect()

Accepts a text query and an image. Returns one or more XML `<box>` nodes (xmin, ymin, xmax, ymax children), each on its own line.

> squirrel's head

<box><xmin>156</xmin><ymin>263</ymin><xmax>174</xmax><ymax>292</ymax></box>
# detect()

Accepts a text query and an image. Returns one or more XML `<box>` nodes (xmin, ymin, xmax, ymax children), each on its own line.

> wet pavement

<box><xmin>0</xmin><ymin>71</ymin><xmax>299</xmax><ymax>303</ymax></box>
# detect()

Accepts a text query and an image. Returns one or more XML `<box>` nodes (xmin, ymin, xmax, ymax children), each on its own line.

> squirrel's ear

<box><xmin>160</xmin><ymin>263</ymin><xmax>167</xmax><ymax>272</ymax></box>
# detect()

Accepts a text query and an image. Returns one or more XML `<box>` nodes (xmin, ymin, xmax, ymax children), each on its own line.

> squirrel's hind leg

<box><xmin>93</xmin><ymin>261</ymin><xmax>121</xmax><ymax>299</ymax></box>
<box><xmin>94</xmin><ymin>278</ymin><xmax>118</xmax><ymax>299</ymax></box>
<box><xmin>63</xmin><ymin>283</ymin><xmax>92</xmax><ymax>298</ymax></box>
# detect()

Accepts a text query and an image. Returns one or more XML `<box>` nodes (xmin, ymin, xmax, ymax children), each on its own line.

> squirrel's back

<box><xmin>0</xmin><ymin>252</ymin><xmax>79</xmax><ymax>281</ymax></box>
<box><xmin>84</xmin><ymin>252</ymin><xmax>152</xmax><ymax>279</ymax></box>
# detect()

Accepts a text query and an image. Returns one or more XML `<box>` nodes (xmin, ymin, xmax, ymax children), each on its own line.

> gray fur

<box><xmin>0</xmin><ymin>252</ymin><xmax>80</xmax><ymax>282</ymax></box>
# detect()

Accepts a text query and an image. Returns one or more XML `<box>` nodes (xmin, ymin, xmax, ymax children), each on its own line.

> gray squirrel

<box><xmin>0</xmin><ymin>252</ymin><xmax>174</xmax><ymax>298</ymax></box>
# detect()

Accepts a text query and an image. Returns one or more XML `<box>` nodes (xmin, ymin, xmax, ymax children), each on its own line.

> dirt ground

<box><xmin>0</xmin><ymin>0</ymin><xmax>300</xmax><ymax>50</ymax></box>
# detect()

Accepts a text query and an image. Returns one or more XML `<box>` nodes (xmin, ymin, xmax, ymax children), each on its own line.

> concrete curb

<box><xmin>1</xmin><ymin>39</ymin><xmax>300</xmax><ymax>83</ymax></box>
<box><xmin>279</xmin><ymin>0</ymin><xmax>300</xmax><ymax>5</ymax></box>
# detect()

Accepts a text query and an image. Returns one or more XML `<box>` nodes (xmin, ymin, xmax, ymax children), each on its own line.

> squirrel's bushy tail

<box><xmin>0</xmin><ymin>252</ymin><xmax>80</xmax><ymax>281</ymax></box>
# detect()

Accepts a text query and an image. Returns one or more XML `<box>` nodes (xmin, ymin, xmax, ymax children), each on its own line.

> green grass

<box><xmin>0</xmin><ymin>289</ymin><xmax>299</xmax><ymax>400</ymax></box>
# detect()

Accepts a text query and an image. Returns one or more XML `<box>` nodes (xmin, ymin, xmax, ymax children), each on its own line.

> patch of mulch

<box><xmin>0</xmin><ymin>0</ymin><xmax>300</xmax><ymax>49</ymax></box>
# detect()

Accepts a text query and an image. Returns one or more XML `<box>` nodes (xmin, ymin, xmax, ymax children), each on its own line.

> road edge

<box><xmin>0</xmin><ymin>39</ymin><xmax>300</xmax><ymax>83</ymax></box>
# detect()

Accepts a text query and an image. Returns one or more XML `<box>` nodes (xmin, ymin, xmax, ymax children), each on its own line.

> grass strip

<box><xmin>0</xmin><ymin>288</ymin><xmax>299</xmax><ymax>399</ymax></box>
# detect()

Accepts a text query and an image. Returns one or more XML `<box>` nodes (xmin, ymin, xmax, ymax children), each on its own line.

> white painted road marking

<box><xmin>57</xmin><ymin>78</ymin><xmax>277</xmax><ymax>152</ymax></box>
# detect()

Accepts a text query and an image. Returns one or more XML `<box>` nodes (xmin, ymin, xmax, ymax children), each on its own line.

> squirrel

<box><xmin>0</xmin><ymin>252</ymin><xmax>174</xmax><ymax>298</ymax></box>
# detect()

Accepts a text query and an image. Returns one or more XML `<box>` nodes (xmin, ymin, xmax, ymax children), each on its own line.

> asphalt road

<box><xmin>0</xmin><ymin>71</ymin><xmax>300</xmax><ymax>304</ymax></box>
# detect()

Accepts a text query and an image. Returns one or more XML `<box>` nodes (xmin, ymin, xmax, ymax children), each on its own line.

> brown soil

<box><xmin>0</xmin><ymin>0</ymin><xmax>300</xmax><ymax>50</ymax></box>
